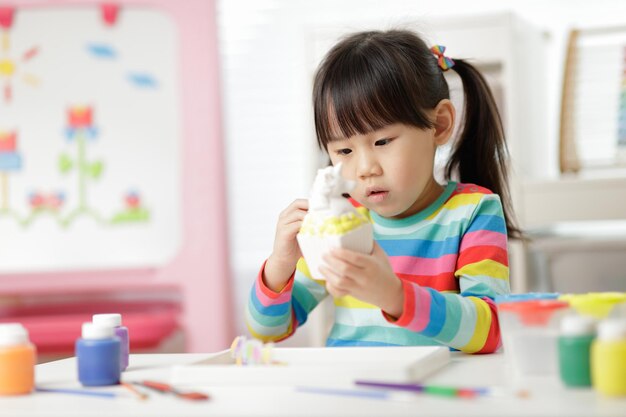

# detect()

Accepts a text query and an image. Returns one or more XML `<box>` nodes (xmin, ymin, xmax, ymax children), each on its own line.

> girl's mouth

<box><xmin>366</xmin><ymin>190</ymin><xmax>389</xmax><ymax>203</ymax></box>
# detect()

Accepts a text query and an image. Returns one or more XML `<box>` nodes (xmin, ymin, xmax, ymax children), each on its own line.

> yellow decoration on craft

<box><xmin>300</xmin><ymin>210</ymin><xmax>371</xmax><ymax>237</ymax></box>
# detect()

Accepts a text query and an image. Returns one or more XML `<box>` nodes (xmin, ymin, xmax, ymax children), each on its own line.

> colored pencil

<box><xmin>35</xmin><ymin>387</ymin><xmax>117</xmax><ymax>398</ymax></box>
<box><xmin>296</xmin><ymin>386</ymin><xmax>391</xmax><ymax>400</ymax></box>
<box><xmin>354</xmin><ymin>380</ymin><xmax>490</xmax><ymax>398</ymax></box>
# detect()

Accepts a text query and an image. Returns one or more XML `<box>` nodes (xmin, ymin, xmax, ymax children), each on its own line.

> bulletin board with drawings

<box><xmin>0</xmin><ymin>4</ymin><xmax>182</xmax><ymax>272</ymax></box>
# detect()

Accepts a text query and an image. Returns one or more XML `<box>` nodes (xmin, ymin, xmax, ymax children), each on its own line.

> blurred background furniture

<box><xmin>525</xmin><ymin>220</ymin><xmax>626</xmax><ymax>293</ymax></box>
<box><xmin>521</xmin><ymin>25</ymin><xmax>626</xmax><ymax>293</ymax></box>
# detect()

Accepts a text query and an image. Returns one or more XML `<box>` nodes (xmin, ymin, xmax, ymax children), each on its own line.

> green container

<box><xmin>558</xmin><ymin>334</ymin><xmax>594</xmax><ymax>387</ymax></box>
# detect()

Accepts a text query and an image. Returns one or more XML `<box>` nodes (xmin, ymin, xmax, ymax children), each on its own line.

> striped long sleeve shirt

<box><xmin>246</xmin><ymin>182</ymin><xmax>511</xmax><ymax>353</ymax></box>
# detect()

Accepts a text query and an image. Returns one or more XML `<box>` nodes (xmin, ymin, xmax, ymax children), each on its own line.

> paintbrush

<box><xmin>120</xmin><ymin>382</ymin><xmax>149</xmax><ymax>401</ymax></box>
<box><xmin>131</xmin><ymin>380</ymin><xmax>209</xmax><ymax>401</ymax></box>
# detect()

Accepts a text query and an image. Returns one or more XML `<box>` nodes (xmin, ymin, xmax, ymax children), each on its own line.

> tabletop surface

<box><xmin>1</xmin><ymin>351</ymin><xmax>625</xmax><ymax>417</ymax></box>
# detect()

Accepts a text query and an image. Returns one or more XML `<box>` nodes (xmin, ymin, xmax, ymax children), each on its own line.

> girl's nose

<box><xmin>356</xmin><ymin>152</ymin><xmax>382</xmax><ymax>179</ymax></box>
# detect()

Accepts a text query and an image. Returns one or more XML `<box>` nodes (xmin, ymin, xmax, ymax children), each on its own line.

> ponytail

<box><xmin>448</xmin><ymin>59</ymin><xmax>521</xmax><ymax>239</ymax></box>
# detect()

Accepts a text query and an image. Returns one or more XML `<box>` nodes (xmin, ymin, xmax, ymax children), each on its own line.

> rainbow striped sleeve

<box><xmin>388</xmin><ymin>193</ymin><xmax>510</xmax><ymax>353</ymax></box>
<box><xmin>245</xmin><ymin>258</ymin><xmax>329</xmax><ymax>342</ymax></box>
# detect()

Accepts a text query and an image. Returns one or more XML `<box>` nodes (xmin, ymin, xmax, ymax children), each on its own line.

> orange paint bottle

<box><xmin>0</xmin><ymin>323</ymin><xmax>36</xmax><ymax>396</ymax></box>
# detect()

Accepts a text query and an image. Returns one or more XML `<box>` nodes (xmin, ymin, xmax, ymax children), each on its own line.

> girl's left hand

<box><xmin>320</xmin><ymin>242</ymin><xmax>404</xmax><ymax>318</ymax></box>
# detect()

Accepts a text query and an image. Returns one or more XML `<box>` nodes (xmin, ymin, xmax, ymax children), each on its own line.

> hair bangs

<box><xmin>320</xmin><ymin>74</ymin><xmax>401</xmax><ymax>145</ymax></box>
<box><xmin>314</xmin><ymin>36</ymin><xmax>434</xmax><ymax>150</ymax></box>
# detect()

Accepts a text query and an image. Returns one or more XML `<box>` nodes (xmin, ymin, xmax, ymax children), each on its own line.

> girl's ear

<box><xmin>433</xmin><ymin>99</ymin><xmax>455</xmax><ymax>146</ymax></box>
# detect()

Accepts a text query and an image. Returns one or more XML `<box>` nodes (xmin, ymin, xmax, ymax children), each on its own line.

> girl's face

<box><xmin>327</xmin><ymin>122</ymin><xmax>442</xmax><ymax>219</ymax></box>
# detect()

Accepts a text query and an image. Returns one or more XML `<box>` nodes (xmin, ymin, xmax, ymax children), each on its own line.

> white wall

<box><xmin>216</xmin><ymin>0</ymin><xmax>626</xmax><ymax>344</ymax></box>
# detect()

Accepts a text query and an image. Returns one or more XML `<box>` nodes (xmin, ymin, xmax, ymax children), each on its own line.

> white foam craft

<box><xmin>296</xmin><ymin>163</ymin><xmax>373</xmax><ymax>280</ymax></box>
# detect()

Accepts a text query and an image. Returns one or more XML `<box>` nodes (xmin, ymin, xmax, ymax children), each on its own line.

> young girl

<box><xmin>246</xmin><ymin>30</ymin><xmax>516</xmax><ymax>353</ymax></box>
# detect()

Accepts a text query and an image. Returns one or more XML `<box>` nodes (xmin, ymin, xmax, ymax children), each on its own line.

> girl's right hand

<box><xmin>263</xmin><ymin>199</ymin><xmax>309</xmax><ymax>292</ymax></box>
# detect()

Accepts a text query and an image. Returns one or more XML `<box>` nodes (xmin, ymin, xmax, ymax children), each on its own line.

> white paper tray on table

<box><xmin>171</xmin><ymin>346</ymin><xmax>450</xmax><ymax>386</ymax></box>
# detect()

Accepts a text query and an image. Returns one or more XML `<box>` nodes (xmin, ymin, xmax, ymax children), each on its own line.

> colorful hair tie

<box><xmin>430</xmin><ymin>45</ymin><xmax>455</xmax><ymax>71</ymax></box>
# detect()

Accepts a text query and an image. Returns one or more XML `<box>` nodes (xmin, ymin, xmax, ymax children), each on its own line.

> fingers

<box><xmin>280</xmin><ymin>199</ymin><xmax>309</xmax><ymax>216</ymax></box>
<box><xmin>280</xmin><ymin>222</ymin><xmax>303</xmax><ymax>238</ymax></box>
<box><xmin>320</xmin><ymin>247</ymin><xmax>374</xmax><ymax>296</ymax></box>
<box><xmin>319</xmin><ymin>265</ymin><xmax>351</xmax><ymax>298</ymax></box>
<box><xmin>325</xmin><ymin>283</ymin><xmax>349</xmax><ymax>299</ymax></box>
<box><xmin>278</xmin><ymin>199</ymin><xmax>309</xmax><ymax>225</ymax></box>
<box><xmin>272</xmin><ymin>200</ymin><xmax>309</xmax><ymax>265</ymax></box>
<box><xmin>320</xmin><ymin>254</ymin><xmax>360</xmax><ymax>292</ymax></box>
<box><xmin>279</xmin><ymin>210</ymin><xmax>307</xmax><ymax>228</ymax></box>
<box><xmin>322</xmin><ymin>251</ymin><xmax>363</xmax><ymax>277</ymax></box>
<box><xmin>326</xmin><ymin>247</ymin><xmax>367</xmax><ymax>269</ymax></box>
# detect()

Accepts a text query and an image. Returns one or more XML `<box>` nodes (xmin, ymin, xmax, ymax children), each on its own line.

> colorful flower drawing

<box><xmin>64</xmin><ymin>106</ymin><xmax>99</xmax><ymax>140</ymax></box>
<box><xmin>111</xmin><ymin>190</ymin><xmax>150</xmax><ymax>223</ymax></box>
<box><xmin>0</xmin><ymin>6</ymin><xmax>154</xmax><ymax>230</ymax></box>
<box><xmin>58</xmin><ymin>105</ymin><xmax>105</xmax><ymax>224</ymax></box>
<box><xmin>29</xmin><ymin>191</ymin><xmax>65</xmax><ymax>211</ymax></box>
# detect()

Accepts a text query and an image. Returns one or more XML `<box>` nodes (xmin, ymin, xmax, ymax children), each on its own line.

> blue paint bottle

<box><xmin>93</xmin><ymin>314</ymin><xmax>129</xmax><ymax>371</ymax></box>
<box><xmin>76</xmin><ymin>322</ymin><xmax>120</xmax><ymax>386</ymax></box>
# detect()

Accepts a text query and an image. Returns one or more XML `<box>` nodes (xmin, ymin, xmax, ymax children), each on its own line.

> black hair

<box><xmin>312</xmin><ymin>29</ymin><xmax>520</xmax><ymax>239</ymax></box>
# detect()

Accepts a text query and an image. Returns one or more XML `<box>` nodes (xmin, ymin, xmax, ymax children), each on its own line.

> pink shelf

<box><xmin>0</xmin><ymin>300</ymin><xmax>180</xmax><ymax>353</ymax></box>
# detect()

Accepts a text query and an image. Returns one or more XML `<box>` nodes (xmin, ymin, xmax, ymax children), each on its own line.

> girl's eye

<box><xmin>336</xmin><ymin>148</ymin><xmax>352</xmax><ymax>156</ymax></box>
<box><xmin>375</xmin><ymin>138</ymin><xmax>391</xmax><ymax>146</ymax></box>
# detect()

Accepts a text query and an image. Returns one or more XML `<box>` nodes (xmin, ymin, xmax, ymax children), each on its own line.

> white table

<box><xmin>1</xmin><ymin>352</ymin><xmax>625</xmax><ymax>417</ymax></box>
